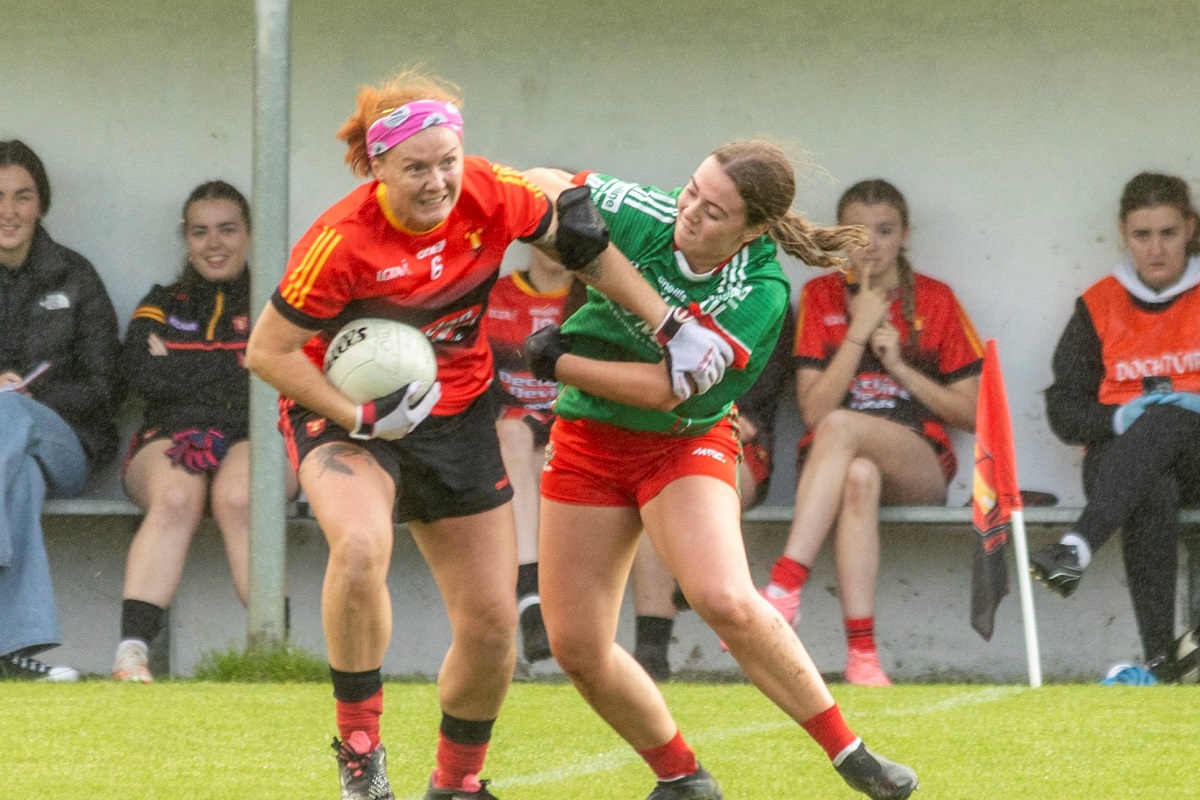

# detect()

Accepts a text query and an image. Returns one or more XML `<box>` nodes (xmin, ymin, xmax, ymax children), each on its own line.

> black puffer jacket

<box><xmin>119</xmin><ymin>270</ymin><xmax>250</xmax><ymax>437</ymax></box>
<box><xmin>0</xmin><ymin>225</ymin><xmax>121</xmax><ymax>467</ymax></box>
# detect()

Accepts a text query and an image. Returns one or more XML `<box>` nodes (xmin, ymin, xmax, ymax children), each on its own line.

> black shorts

<box><xmin>282</xmin><ymin>393</ymin><xmax>513</xmax><ymax>525</ymax></box>
<box><xmin>122</xmin><ymin>423</ymin><xmax>249</xmax><ymax>476</ymax></box>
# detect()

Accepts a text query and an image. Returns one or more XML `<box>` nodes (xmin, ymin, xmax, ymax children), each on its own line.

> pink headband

<box><xmin>366</xmin><ymin>100</ymin><xmax>464</xmax><ymax>158</ymax></box>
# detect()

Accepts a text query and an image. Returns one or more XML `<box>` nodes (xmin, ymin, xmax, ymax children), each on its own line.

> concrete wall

<box><xmin>9</xmin><ymin>1</ymin><xmax>1200</xmax><ymax>677</ymax></box>
<box><xmin>48</xmin><ymin>516</ymin><xmax>1196</xmax><ymax>682</ymax></box>
<box><xmin>5</xmin><ymin>0</ymin><xmax>1200</xmax><ymax>505</ymax></box>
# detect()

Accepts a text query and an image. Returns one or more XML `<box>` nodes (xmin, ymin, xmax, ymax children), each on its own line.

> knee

<box><xmin>455</xmin><ymin>598</ymin><xmax>517</xmax><ymax>653</ymax></box>
<box><xmin>687</xmin><ymin>583</ymin><xmax>758</xmax><ymax>633</ymax></box>
<box><xmin>212</xmin><ymin>483</ymin><xmax>251</xmax><ymax>520</ymax></box>
<box><xmin>547</xmin><ymin>625</ymin><xmax>607</xmax><ymax>684</ymax></box>
<box><xmin>326</xmin><ymin>527</ymin><xmax>391</xmax><ymax>587</ymax></box>
<box><xmin>842</xmin><ymin>458</ymin><xmax>882</xmax><ymax>509</ymax></box>
<box><xmin>811</xmin><ymin>409</ymin><xmax>859</xmax><ymax>449</ymax></box>
<box><xmin>146</xmin><ymin>485</ymin><xmax>206</xmax><ymax>525</ymax></box>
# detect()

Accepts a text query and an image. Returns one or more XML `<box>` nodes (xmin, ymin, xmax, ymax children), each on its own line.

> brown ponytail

<box><xmin>712</xmin><ymin>140</ymin><xmax>867</xmax><ymax>269</ymax></box>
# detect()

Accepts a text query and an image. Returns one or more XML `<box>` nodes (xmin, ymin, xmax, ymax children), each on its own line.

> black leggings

<box><xmin>1076</xmin><ymin>405</ymin><xmax>1200</xmax><ymax>661</ymax></box>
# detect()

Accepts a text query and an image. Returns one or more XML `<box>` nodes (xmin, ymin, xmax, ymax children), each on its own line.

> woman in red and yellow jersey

<box><xmin>245</xmin><ymin>68</ymin><xmax>733</xmax><ymax>800</ymax></box>
<box><xmin>1036</xmin><ymin>172</ymin><xmax>1200</xmax><ymax>682</ymax></box>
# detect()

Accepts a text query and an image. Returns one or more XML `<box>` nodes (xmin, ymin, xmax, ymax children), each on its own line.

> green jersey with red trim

<box><xmin>556</xmin><ymin>172</ymin><xmax>789</xmax><ymax>435</ymax></box>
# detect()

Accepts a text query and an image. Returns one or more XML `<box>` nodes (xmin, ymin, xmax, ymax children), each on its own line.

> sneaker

<box><xmin>634</xmin><ymin>642</ymin><xmax>672</xmax><ymax>682</ymax></box>
<box><xmin>1099</xmin><ymin>663</ymin><xmax>1159</xmax><ymax>686</ymax></box>
<box><xmin>834</xmin><ymin>742</ymin><xmax>918</xmax><ymax>800</ymax></box>
<box><xmin>519</xmin><ymin>600</ymin><xmax>552</xmax><ymax>664</ymax></box>
<box><xmin>333</xmin><ymin>732</ymin><xmax>395</xmax><ymax>800</ymax></box>
<box><xmin>0</xmin><ymin>652</ymin><xmax>79</xmax><ymax>682</ymax></box>
<box><xmin>646</xmin><ymin>764</ymin><xmax>723</xmax><ymax>800</ymax></box>
<box><xmin>113</xmin><ymin>640</ymin><xmax>153</xmax><ymax>683</ymax></box>
<box><xmin>424</xmin><ymin>773</ymin><xmax>499</xmax><ymax>799</ymax></box>
<box><xmin>845</xmin><ymin>648</ymin><xmax>892</xmax><ymax>687</ymax></box>
<box><xmin>1029</xmin><ymin>543</ymin><xmax>1083</xmax><ymax>598</ymax></box>
<box><xmin>761</xmin><ymin>585</ymin><xmax>800</xmax><ymax>626</ymax></box>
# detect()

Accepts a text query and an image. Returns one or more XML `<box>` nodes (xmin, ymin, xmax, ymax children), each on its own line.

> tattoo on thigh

<box><xmin>316</xmin><ymin>443</ymin><xmax>375</xmax><ymax>477</ymax></box>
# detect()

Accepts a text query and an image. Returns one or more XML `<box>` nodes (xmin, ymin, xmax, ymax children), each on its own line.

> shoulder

<box><xmin>799</xmin><ymin>273</ymin><xmax>844</xmax><ymax>301</ymax></box>
<box><xmin>1082</xmin><ymin>274</ymin><xmax>1121</xmax><ymax>301</ymax></box>
<box><xmin>583</xmin><ymin>173</ymin><xmax>679</xmax><ymax>224</ymax></box>
<box><xmin>912</xmin><ymin>272</ymin><xmax>958</xmax><ymax>300</ymax></box>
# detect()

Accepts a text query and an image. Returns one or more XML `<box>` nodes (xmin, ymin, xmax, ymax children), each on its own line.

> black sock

<box><xmin>635</xmin><ymin>615</ymin><xmax>674</xmax><ymax>650</ymax></box>
<box><xmin>440</xmin><ymin>712</ymin><xmax>495</xmax><ymax>745</ymax></box>
<box><xmin>330</xmin><ymin>666</ymin><xmax>383</xmax><ymax>702</ymax></box>
<box><xmin>121</xmin><ymin>599</ymin><xmax>166</xmax><ymax>644</ymax></box>
<box><xmin>517</xmin><ymin>562</ymin><xmax>539</xmax><ymax>599</ymax></box>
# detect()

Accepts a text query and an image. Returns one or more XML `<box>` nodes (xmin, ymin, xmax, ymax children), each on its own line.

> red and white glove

<box><xmin>654</xmin><ymin>306</ymin><xmax>735</xmax><ymax>400</ymax></box>
<box><xmin>350</xmin><ymin>381</ymin><xmax>442</xmax><ymax>441</ymax></box>
<box><xmin>166</xmin><ymin>427</ymin><xmax>228</xmax><ymax>473</ymax></box>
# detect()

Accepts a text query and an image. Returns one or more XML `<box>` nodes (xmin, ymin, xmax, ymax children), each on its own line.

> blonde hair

<box><xmin>337</xmin><ymin>67</ymin><xmax>463</xmax><ymax>178</ymax></box>
<box><xmin>711</xmin><ymin>139</ymin><xmax>867</xmax><ymax>270</ymax></box>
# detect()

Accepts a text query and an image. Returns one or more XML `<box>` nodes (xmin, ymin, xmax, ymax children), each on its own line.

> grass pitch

<box><xmin>3</xmin><ymin>681</ymin><xmax>1193</xmax><ymax>799</ymax></box>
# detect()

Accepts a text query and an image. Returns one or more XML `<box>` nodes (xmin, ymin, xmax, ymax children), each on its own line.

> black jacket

<box><xmin>119</xmin><ymin>270</ymin><xmax>250</xmax><ymax>436</ymax></box>
<box><xmin>0</xmin><ymin>225</ymin><xmax>121</xmax><ymax>467</ymax></box>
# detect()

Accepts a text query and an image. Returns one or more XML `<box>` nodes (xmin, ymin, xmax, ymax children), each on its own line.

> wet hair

<box><xmin>1119</xmin><ymin>172</ymin><xmax>1200</xmax><ymax>256</ymax></box>
<box><xmin>710</xmin><ymin>139</ymin><xmax>866</xmax><ymax>270</ymax></box>
<box><xmin>177</xmin><ymin>180</ymin><xmax>251</xmax><ymax>287</ymax></box>
<box><xmin>0</xmin><ymin>139</ymin><xmax>51</xmax><ymax>215</ymax></box>
<box><xmin>836</xmin><ymin>178</ymin><xmax>917</xmax><ymax>339</ymax></box>
<box><xmin>337</xmin><ymin>67</ymin><xmax>464</xmax><ymax>178</ymax></box>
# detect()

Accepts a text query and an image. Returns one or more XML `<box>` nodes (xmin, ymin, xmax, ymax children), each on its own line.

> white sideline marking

<box><xmin>399</xmin><ymin>686</ymin><xmax>1023</xmax><ymax>797</ymax></box>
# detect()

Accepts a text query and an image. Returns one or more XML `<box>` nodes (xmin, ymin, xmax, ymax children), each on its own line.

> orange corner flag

<box><xmin>971</xmin><ymin>339</ymin><xmax>1020</xmax><ymax>640</ymax></box>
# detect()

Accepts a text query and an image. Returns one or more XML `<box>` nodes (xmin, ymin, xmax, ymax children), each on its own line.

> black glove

<box><xmin>523</xmin><ymin>324</ymin><xmax>573</xmax><ymax>382</ymax></box>
<box><xmin>554</xmin><ymin>185</ymin><xmax>610</xmax><ymax>270</ymax></box>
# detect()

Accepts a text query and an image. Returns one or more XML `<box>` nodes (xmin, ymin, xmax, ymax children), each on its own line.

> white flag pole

<box><xmin>1009</xmin><ymin>508</ymin><xmax>1043</xmax><ymax>687</ymax></box>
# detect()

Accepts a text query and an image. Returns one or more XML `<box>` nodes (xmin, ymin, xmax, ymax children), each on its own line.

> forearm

<box><xmin>570</xmin><ymin>245</ymin><xmax>670</xmax><ymax>331</ymax></box>
<box><xmin>554</xmin><ymin>353</ymin><xmax>678</xmax><ymax>411</ymax></box>
<box><xmin>798</xmin><ymin>344</ymin><xmax>865</xmax><ymax>426</ymax></box>
<box><xmin>247</xmin><ymin>346</ymin><xmax>358</xmax><ymax>430</ymax></box>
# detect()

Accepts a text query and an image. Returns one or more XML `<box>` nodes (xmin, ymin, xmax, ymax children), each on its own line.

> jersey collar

<box><xmin>375</xmin><ymin>183</ymin><xmax>448</xmax><ymax>236</ymax></box>
<box><xmin>673</xmin><ymin>246</ymin><xmax>737</xmax><ymax>282</ymax></box>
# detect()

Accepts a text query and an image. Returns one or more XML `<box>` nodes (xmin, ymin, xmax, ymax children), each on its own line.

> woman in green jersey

<box><xmin>522</xmin><ymin>141</ymin><xmax>918</xmax><ymax>800</ymax></box>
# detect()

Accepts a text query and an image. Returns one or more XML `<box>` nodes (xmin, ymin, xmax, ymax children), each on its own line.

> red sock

<box><xmin>769</xmin><ymin>557</ymin><xmax>810</xmax><ymax>592</ymax></box>
<box><xmin>801</xmin><ymin>705</ymin><xmax>858</xmax><ymax>761</ymax></box>
<box><xmin>434</xmin><ymin>734</ymin><xmax>489</xmax><ymax>790</ymax></box>
<box><xmin>637</xmin><ymin>730</ymin><xmax>698</xmax><ymax>780</ymax></box>
<box><xmin>336</xmin><ymin>690</ymin><xmax>383</xmax><ymax>750</ymax></box>
<box><xmin>845</xmin><ymin>616</ymin><xmax>877</xmax><ymax>653</ymax></box>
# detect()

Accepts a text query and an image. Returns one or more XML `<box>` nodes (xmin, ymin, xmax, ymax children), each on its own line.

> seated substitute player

<box><xmin>632</xmin><ymin>304</ymin><xmax>797</xmax><ymax>681</ymax></box>
<box><xmin>759</xmin><ymin>179</ymin><xmax>982</xmax><ymax>686</ymax></box>
<box><xmin>523</xmin><ymin>144</ymin><xmax>918</xmax><ymax>800</ymax></box>
<box><xmin>1035</xmin><ymin>171</ymin><xmax>1200</xmax><ymax>682</ymax></box>
<box><xmin>245</xmin><ymin>68</ymin><xmax>733</xmax><ymax>800</ymax></box>
<box><xmin>113</xmin><ymin>181</ymin><xmax>297</xmax><ymax>683</ymax></box>
<box><xmin>485</xmin><ymin>245</ymin><xmax>574</xmax><ymax>664</ymax></box>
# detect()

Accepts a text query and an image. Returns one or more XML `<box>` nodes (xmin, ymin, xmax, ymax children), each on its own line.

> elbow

<box><xmin>244</xmin><ymin>341</ymin><xmax>269</xmax><ymax>379</ymax></box>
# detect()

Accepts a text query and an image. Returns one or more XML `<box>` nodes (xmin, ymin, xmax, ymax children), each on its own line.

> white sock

<box><xmin>1060</xmin><ymin>532</ymin><xmax>1092</xmax><ymax>569</ymax></box>
<box><xmin>832</xmin><ymin>738</ymin><xmax>863</xmax><ymax>767</ymax></box>
<box><xmin>116</xmin><ymin>638</ymin><xmax>148</xmax><ymax>656</ymax></box>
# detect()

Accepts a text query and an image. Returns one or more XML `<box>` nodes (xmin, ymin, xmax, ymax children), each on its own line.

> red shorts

<box><xmin>541</xmin><ymin>416</ymin><xmax>740</xmax><ymax>508</ymax></box>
